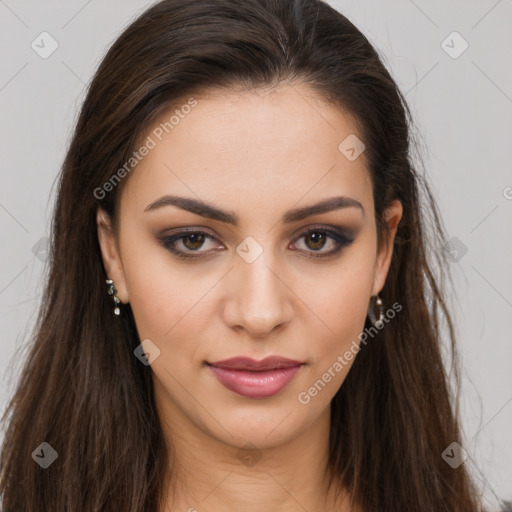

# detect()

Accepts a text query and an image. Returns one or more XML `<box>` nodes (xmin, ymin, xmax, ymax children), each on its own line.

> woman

<box><xmin>0</xmin><ymin>0</ymin><xmax>487</xmax><ymax>510</ymax></box>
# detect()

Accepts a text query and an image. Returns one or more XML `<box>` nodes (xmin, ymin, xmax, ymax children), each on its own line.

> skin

<box><xmin>97</xmin><ymin>83</ymin><xmax>402</xmax><ymax>512</ymax></box>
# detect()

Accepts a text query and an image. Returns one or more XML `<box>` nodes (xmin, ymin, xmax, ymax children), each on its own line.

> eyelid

<box><xmin>290</xmin><ymin>225</ymin><xmax>355</xmax><ymax>259</ymax></box>
<box><xmin>158</xmin><ymin>229</ymin><xmax>222</xmax><ymax>259</ymax></box>
<box><xmin>290</xmin><ymin>223</ymin><xmax>355</xmax><ymax>240</ymax></box>
<box><xmin>158</xmin><ymin>224</ymin><xmax>356</xmax><ymax>260</ymax></box>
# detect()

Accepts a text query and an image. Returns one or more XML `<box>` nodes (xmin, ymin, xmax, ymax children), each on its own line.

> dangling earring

<box><xmin>105</xmin><ymin>279</ymin><xmax>121</xmax><ymax>316</ymax></box>
<box><xmin>368</xmin><ymin>295</ymin><xmax>384</xmax><ymax>329</ymax></box>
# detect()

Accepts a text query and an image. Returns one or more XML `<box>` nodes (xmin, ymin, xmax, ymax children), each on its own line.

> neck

<box><xmin>154</xmin><ymin>391</ymin><xmax>353</xmax><ymax>511</ymax></box>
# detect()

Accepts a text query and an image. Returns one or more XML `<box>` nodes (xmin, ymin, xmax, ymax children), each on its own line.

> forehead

<box><xmin>120</xmin><ymin>84</ymin><xmax>373</xmax><ymax>218</ymax></box>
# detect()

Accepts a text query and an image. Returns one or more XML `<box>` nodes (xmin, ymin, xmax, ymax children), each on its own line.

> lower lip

<box><xmin>207</xmin><ymin>364</ymin><xmax>302</xmax><ymax>399</ymax></box>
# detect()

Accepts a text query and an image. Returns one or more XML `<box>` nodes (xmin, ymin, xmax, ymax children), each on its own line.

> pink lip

<box><xmin>206</xmin><ymin>356</ymin><xmax>304</xmax><ymax>399</ymax></box>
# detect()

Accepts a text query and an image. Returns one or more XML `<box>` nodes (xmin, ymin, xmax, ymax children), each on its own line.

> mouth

<box><xmin>205</xmin><ymin>356</ymin><xmax>304</xmax><ymax>399</ymax></box>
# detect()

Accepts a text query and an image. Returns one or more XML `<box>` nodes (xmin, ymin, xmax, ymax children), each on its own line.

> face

<box><xmin>97</xmin><ymin>83</ymin><xmax>402</xmax><ymax>450</ymax></box>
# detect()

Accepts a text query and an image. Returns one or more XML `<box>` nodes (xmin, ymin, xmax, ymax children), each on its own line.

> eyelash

<box><xmin>158</xmin><ymin>226</ymin><xmax>355</xmax><ymax>260</ymax></box>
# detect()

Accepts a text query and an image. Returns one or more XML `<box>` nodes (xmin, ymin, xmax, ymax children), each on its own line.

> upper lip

<box><xmin>207</xmin><ymin>356</ymin><xmax>303</xmax><ymax>371</ymax></box>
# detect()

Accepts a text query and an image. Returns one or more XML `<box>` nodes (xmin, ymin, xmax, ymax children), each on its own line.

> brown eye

<box><xmin>292</xmin><ymin>227</ymin><xmax>355</xmax><ymax>259</ymax></box>
<box><xmin>159</xmin><ymin>231</ymin><xmax>221</xmax><ymax>259</ymax></box>
<box><xmin>159</xmin><ymin>226</ymin><xmax>355</xmax><ymax>261</ymax></box>
<box><xmin>182</xmin><ymin>233</ymin><xmax>206</xmax><ymax>250</ymax></box>
<box><xmin>303</xmin><ymin>231</ymin><xmax>328</xmax><ymax>251</ymax></box>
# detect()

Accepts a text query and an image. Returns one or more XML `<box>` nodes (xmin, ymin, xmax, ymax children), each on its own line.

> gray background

<box><xmin>1</xmin><ymin>0</ymin><xmax>511</xmax><ymax>508</ymax></box>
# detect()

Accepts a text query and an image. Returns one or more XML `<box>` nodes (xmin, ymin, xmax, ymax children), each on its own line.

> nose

<box><xmin>222</xmin><ymin>250</ymin><xmax>294</xmax><ymax>338</ymax></box>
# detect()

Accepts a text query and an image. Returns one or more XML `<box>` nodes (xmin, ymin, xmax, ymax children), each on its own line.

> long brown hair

<box><xmin>0</xmin><ymin>0</ymin><xmax>485</xmax><ymax>510</ymax></box>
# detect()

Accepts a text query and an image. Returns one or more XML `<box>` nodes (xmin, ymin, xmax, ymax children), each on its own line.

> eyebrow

<box><xmin>144</xmin><ymin>194</ymin><xmax>365</xmax><ymax>224</ymax></box>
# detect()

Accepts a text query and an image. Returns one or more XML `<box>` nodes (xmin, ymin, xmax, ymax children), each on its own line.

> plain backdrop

<box><xmin>1</xmin><ymin>0</ymin><xmax>511</xmax><ymax>509</ymax></box>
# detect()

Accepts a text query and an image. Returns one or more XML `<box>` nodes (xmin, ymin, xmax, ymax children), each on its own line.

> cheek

<box><xmin>297</xmin><ymin>248</ymin><xmax>375</xmax><ymax>361</ymax></box>
<box><xmin>296</xmin><ymin>283</ymin><xmax>370</xmax><ymax>405</ymax></box>
<box><xmin>118</xmin><ymin>233</ymin><xmax>198</xmax><ymax>340</ymax></box>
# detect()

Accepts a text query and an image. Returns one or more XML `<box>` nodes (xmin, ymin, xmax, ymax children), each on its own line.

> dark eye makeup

<box><xmin>157</xmin><ymin>225</ymin><xmax>356</xmax><ymax>261</ymax></box>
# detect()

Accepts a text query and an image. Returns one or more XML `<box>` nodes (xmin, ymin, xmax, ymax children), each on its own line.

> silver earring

<box><xmin>368</xmin><ymin>295</ymin><xmax>384</xmax><ymax>329</ymax></box>
<box><xmin>105</xmin><ymin>279</ymin><xmax>121</xmax><ymax>315</ymax></box>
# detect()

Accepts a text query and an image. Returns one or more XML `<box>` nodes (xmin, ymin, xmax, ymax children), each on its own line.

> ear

<box><xmin>371</xmin><ymin>199</ymin><xmax>403</xmax><ymax>297</ymax></box>
<box><xmin>96</xmin><ymin>207</ymin><xmax>129</xmax><ymax>303</ymax></box>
